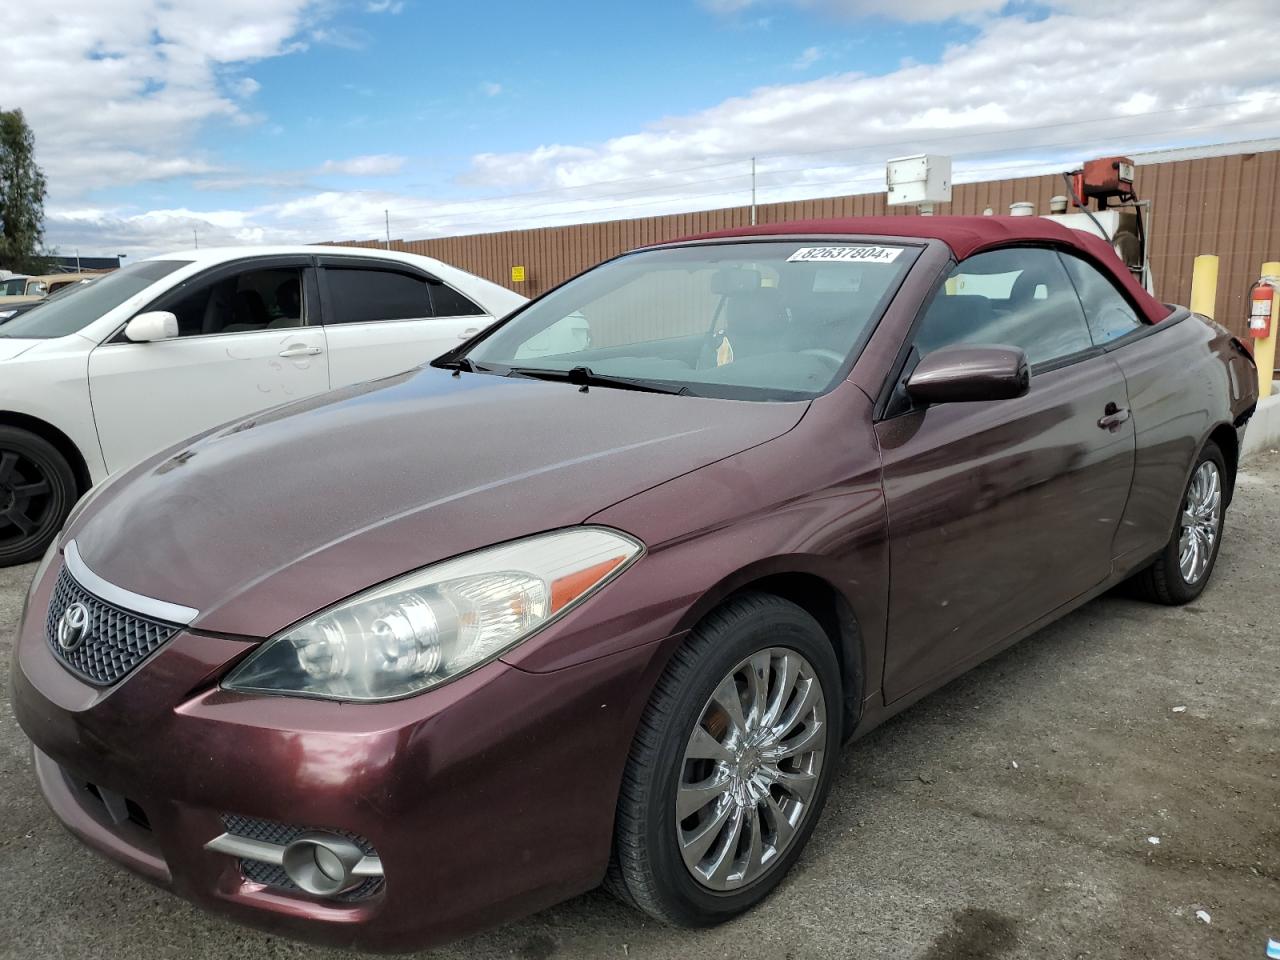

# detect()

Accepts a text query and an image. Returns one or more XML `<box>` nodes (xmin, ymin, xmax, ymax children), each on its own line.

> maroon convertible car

<box><xmin>13</xmin><ymin>217</ymin><xmax>1258</xmax><ymax>950</ymax></box>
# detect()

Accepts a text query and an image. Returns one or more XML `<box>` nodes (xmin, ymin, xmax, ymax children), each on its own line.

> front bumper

<box><xmin>12</xmin><ymin>557</ymin><xmax>673</xmax><ymax>951</ymax></box>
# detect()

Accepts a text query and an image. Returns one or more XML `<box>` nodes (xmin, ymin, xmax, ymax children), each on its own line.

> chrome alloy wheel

<box><xmin>1178</xmin><ymin>460</ymin><xmax>1221</xmax><ymax>585</ymax></box>
<box><xmin>676</xmin><ymin>647</ymin><xmax>827</xmax><ymax>892</ymax></box>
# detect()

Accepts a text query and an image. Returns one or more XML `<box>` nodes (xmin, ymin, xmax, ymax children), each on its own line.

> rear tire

<box><xmin>0</xmin><ymin>426</ymin><xmax>77</xmax><ymax>566</ymax></box>
<box><xmin>607</xmin><ymin>592</ymin><xmax>841</xmax><ymax>926</ymax></box>
<box><xmin>1132</xmin><ymin>441</ymin><xmax>1226</xmax><ymax>605</ymax></box>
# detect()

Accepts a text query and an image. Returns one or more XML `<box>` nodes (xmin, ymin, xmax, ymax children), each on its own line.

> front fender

<box><xmin>506</xmin><ymin>385</ymin><xmax>889</xmax><ymax>712</ymax></box>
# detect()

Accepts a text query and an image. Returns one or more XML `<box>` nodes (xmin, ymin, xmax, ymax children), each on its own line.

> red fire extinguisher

<box><xmin>1249</xmin><ymin>279</ymin><xmax>1275</xmax><ymax>338</ymax></box>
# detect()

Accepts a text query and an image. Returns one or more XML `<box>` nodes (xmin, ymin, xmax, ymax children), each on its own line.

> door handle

<box><xmin>458</xmin><ymin>327</ymin><xmax>480</xmax><ymax>340</ymax></box>
<box><xmin>279</xmin><ymin>345</ymin><xmax>322</xmax><ymax>358</ymax></box>
<box><xmin>1097</xmin><ymin>402</ymin><xmax>1131</xmax><ymax>431</ymax></box>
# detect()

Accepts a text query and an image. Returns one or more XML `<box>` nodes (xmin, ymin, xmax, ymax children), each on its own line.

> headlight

<box><xmin>223</xmin><ymin>527</ymin><xmax>643</xmax><ymax>701</ymax></box>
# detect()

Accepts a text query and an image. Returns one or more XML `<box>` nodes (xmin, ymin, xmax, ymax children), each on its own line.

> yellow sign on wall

<box><xmin>511</xmin><ymin>265</ymin><xmax>526</xmax><ymax>283</ymax></box>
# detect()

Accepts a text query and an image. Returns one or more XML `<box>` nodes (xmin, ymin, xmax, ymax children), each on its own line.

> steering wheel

<box><xmin>800</xmin><ymin>348</ymin><xmax>845</xmax><ymax>365</ymax></box>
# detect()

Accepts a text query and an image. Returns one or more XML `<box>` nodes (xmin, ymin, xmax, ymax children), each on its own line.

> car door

<box><xmin>317</xmin><ymin>257</ymin><xmax>490</xmax><ymax>388</ymax></box>
<box><xmin>876</xmin><ymin>246</ymin><xmax>1136</xmax><ymax>702</ymax></box>
<box><xmin>87</xmin><ymin>257</ymin><xmax>330</xmax><ymax>473</ymax></box>
<box><xmin>1059</xmin><ymin>250</ymin><xmax>1230</xmax><ymax>572</ymax></box>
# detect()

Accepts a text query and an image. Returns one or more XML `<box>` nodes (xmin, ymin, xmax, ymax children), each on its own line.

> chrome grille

<box><xmin>45</xmin><ymin>566</ymin><xmax>180</xmax><ymax>685</ymax></box>
<box><xmin>221</xmin><ymin>815</ymin><xmax>384</xmax><ymax>901</ymax></box>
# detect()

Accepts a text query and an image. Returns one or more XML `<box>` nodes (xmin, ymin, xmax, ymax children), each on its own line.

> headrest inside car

<box><xmin>711</xmin><ymin>267</ymin><xmax>762</xmax><ymax>295</ymax></box>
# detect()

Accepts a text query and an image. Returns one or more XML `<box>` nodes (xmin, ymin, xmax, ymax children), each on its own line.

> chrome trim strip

<box><xmin>63</xmin><ymin>540</ymin><xmax>199</xmax><ymax>625</ymax></box>
<box><xmin>205</xmin><ymin>833</ymin><xmax>286</xmax><ymax>865</ymax></box>
<box><xmin>203</xmin><ymin>833</ymin><xmax>384</xmax><ymax>877</ymax></box>
<box><xmin>352</xmin><ymin>855</ymin><xmax>384</xmax><ymax>877</ymax></box>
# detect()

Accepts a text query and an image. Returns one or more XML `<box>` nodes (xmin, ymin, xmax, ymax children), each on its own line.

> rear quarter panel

<box><xmin>1108</xmin><ymin>311</ymin><xmax>1253</xmax><ymax>570</ymax></box>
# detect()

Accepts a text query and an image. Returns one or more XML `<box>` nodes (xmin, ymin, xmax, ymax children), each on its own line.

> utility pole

<box><xmin>193</xmin><ymin>226</ymin><xmax>198</xmax><ymax>249</ymax></box>
<box><xmin>750</xmin><ymin>157</ymin><xmax>757</xmax><ymax>227</ymax></box>
<box><xmin>75</xmin><ymin>249</ymin><xmax>81</xmax><ymax>272</ymax></box>
<box><xmin>385</xmin><ymin>210</ymin><xmax>391</xmax><ymax>249</ymax></box>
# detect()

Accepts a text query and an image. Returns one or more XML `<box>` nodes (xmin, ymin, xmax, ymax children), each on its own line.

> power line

<box><xmin>283</xmin><ymin>113</ymin><xmax>1280</xmax><ymax>238</ymax></box>
<box><xmin>278</xmin><ymin>116</ymin><xmax>1280</xmax><ymax>240</ymax></box>
<box><xmin>206</xmin><ymin>103</ymin><xmax>1280</xmax><ymax>242</ymax></box>
<box><xmin>327</xmin><ymin>93</ymin><xmax>1280</xmax><ymax>217</ymax></box>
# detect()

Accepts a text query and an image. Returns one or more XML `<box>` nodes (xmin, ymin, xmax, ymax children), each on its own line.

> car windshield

<box><xmin>464</xmin><ymin>240</ymin><xmax>917</xmax><ymax>401</ymax></box>
<box><xmin>40</xmin><ymin>279</ymin><xmax>93</xmax><ymax>302</ymax></box>
<box><xmin>0</xmin><ymin>260</ymin><xmax>189</xmax><ymax>339</ymax></box>
<box><xmin>0</xmin><ymin>278</ymin><xmax>29</xmax><ymax>295</ymax></box>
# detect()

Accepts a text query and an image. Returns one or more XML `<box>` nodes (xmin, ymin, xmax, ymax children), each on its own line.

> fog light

<box><xmin>281</xmin><ymin>832</ymin><xmax>367</xmax><ymax>896</ymax></box>
<box><xmin>205</xmin><ymin>818</ymin><xmax>385</xmax><ymax>900</ymax></box>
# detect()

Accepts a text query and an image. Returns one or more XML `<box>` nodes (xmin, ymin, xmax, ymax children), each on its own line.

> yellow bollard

<box><xmin>1189</xmin><ymin>255</ymin><xmax>1218</xmax><ymax>319</ymax></box>
<box><xmin>1256</xmin><ymin>261</ymin><xmax>1279</xmax><ymax>400</ymax></box>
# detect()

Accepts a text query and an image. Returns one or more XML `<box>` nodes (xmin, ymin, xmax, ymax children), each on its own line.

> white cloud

<box><xmin>704</xmin><ymin>0</ymin><xmax>1007</xmax><ymax>21</ymax></box>
<box><xmin>480</xmin><ymin>81</ymin><xmax>503</xmax><ymax>97</ymax></box>
<box><xmin>0</xmin><ymin>0</ymin><xmax>323</xmax><ymax>197</ymax></box>
<box><xmin>792</xmin><ymin>46</ymin><xmax>823</xmax><ymax>69</ymax></box>
<box><xmin>319</xmin><ymin>154</ymin><xmax>407</xmax><ymax>176</ymax></box>
<box><xmin>464</xmin><ymin>0</ymin><xmax>1280</xmax><ymax>198</ymax></box>
<box><xmin>29</xmin><ymin>0</ymin><xmax>1280</xmax><ymax>259</ymax></box>
<box><xmin>232</xmin><ymin>76</ymin><xmax>262</xmax><ymax>98</ymax></box>
<box><xmin>366</xmin><ymin>0</ymin><xmax>405</xmax><ymax>12</ymax></box>
<box><xmin>308</xmin><ymin>26</ymin><xmax>369</xmax><ymax>50</ymax></box>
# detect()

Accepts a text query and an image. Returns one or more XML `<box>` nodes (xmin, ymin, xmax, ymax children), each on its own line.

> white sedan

<box><xmin>0</xmin><ymin>246</ymin><xmax>526</xmax><ymax>565</ymax></box>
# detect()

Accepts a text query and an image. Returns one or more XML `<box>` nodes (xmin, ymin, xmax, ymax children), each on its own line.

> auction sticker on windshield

<box><xmin>787</xmin><ymin>246</ymin><xmax>902</xmax><ymax>263</ymax></box>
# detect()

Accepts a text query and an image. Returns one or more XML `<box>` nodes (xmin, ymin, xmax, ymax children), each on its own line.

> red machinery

<box><xmin>1068</xmin><ymin>156</ymin><xmax>1137</xmax><ymax>210</ymax></box>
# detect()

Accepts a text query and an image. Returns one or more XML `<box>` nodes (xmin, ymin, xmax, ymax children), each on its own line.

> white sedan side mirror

<box><xmin>124</xmin><ymin>311</ymin><xmax>179</xmax><ymax>343</ymax></box>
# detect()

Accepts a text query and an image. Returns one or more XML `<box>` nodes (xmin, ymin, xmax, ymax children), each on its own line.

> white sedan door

<box><xmin>87</xmin><ymin>259</ymin><xmax>331</xmax><ymax>473</ymax></box>
<box><xmin>317</xmin><ymin>257</ymin><xmax>490</xmax><ymax>388</ymax></box>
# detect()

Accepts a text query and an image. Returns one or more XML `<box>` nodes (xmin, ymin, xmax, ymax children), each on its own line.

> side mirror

<box><xmin>124</xmin><ymin>311</ymin><xmax>179</xmax><ymax>343</ymax></box>
<box><xmin>906</xmin><ymin>344</ymin><xmax>1030</xmax><ymax>405</ymax></box>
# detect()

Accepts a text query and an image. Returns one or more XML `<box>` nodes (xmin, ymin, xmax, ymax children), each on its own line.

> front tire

<box><xmin>0</xmin><ymin>426</ymin><xmax>77</xmax><ymax>566</ymax></box>
<box><xmin>607</xmin><ymin>593</ymin><xmax>841</xmax><ymax>926</ymax></box>
<box><xmin>1133</xmin><ymin>440</ymin><xmax>1226</xmax><ymax>605</ymax></box>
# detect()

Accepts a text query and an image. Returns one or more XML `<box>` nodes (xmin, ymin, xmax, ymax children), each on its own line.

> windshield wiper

<box><xmin>437</xmin><ymin>356</ymin><xmax>502</xmax><ymax>375</ymax></box>
<box><xmin>507</xmin><ymin>365</ymin><xmax>690</xmax><ymax>395</ymax></box>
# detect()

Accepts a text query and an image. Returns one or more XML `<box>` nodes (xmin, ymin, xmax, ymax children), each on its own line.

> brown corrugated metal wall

<box><xmin>338</xmin><ymin>149</ymin><xmax>1280</xmax><ymax>338</ymax></box>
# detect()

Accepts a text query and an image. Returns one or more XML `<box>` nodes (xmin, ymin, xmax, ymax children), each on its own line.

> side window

<box><xmin>428</xmin><ymin>280</ymin><xmax>484</xmax><ymax>317</ymax></box>
<box><xmin>1059</xmin><ymin>252</ymin><xmax>1144</xmax><ymax>345</ymax></box>
<box><xmin>161</xmin><ymin>266</ymin><xmax>306</xmax><ymax>337</ymax></box>
<box><xmin>914</xmin><ymin>247</ymin><xmax>1094</xmax><ymax>367</ymax></box>
<box><xmin>324</xmin><ymin>267</ymin><xmax>431</xmax><ymax>324</ymax></box>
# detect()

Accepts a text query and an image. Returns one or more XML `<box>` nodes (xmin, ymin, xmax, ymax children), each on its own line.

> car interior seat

<box><xmin>221</xmin><ymin>289</ymin><xmax>270</xmax><ymax>333</ymax></box>
<box><xmin>200</xmin><ymin>281</ymin><xmax>237</xmax><ymax>334</ymax></box>
<box><xmin>269</xmin><ymin>277</ymin><xmax>304</xmax><ymax>328</ymax></box>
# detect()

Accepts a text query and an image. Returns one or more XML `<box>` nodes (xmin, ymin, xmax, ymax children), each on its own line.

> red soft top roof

<box><xmin>681</xmin><ymin>215</ymin><xmax>1171</xmax><ymax>324</ymax></box>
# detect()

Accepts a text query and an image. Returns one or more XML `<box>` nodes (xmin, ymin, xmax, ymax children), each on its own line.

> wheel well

<box><xmin>1208</xmin><ymin>423</ymin><xmax>1238</xmax><ymax>506</ymax></box>
<box><xmin>0</xmin><ymin>412</ymin><xmax>91</xmax><ymax>494</ymax></box>
<box><xmin>725</xmin><ymin>573</ymin><xmax>864</xmax><ymax>739</ymax></box>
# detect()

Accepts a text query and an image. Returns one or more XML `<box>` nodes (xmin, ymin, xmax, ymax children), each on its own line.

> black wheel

<box><xmin>607</xmin><ymin>592</ymin><xmax>841</xmax><ymax>926</ymax></box>
<box><xmin>1132</xmin><ymin>440</ymin><xmax>1226</xmax><ymax>605</ymax></box>
<box><xmin>0</xmin><ymin>427</ymin><xmax>77</xmax><ymax>566</ymax></box>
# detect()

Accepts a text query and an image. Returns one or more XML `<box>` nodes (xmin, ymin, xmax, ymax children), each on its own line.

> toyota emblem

<box><xmin>56</xmin><ymin>602</ymin><xmax>90</xmax><ymax>652</ymax></box>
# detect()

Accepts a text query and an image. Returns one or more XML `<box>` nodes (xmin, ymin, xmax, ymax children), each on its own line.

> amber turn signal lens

<box><xmin>550</xmin><ymin>556</ymin><xmax>629</xmax><ymax>613</ymax></box>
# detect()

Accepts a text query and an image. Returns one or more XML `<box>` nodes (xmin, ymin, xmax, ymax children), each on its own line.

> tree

<box><xmin>0</xmin><ymin>109</ymin><xmax>48</xmax><ymax>273</ymax></box>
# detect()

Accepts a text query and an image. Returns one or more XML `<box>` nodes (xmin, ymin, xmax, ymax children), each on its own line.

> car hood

<box><xmin>71</xmin><ymin>367</ymin><xmax>806</xmax><ymax>637</ymax></box>
<box><xmin>0</xmin><ymin>338</ymin><xmax>42</xmax><ymax>361</ymax></box>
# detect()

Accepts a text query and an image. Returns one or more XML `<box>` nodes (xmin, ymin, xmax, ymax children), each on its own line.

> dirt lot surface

<box><xmin>1</xmin><ymin>452</ymin><xmax>1276</xmax><ymax>960</ymax></box>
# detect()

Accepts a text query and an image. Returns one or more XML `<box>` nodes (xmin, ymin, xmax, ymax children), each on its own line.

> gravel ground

<box><xmin>1</xmin><ymin>452</ymin><xmax>1276</xmax><ymax>960</ymax></box>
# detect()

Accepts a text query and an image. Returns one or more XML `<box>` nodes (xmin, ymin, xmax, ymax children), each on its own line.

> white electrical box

<box><xmin>886</xmin><ymin>154</ymin><xmax>952</xmax><ymax>206</ymax></box>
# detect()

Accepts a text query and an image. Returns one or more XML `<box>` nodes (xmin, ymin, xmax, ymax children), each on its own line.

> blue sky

<box><xmin>164</xmin><ymin>2</ymin><xmax>969</xmax><ymax>213</ymax></box>
<box><xmin>2</xmin><ymin>0</ymin><xmax>1278</xmax><ymax>254</ymax></box>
